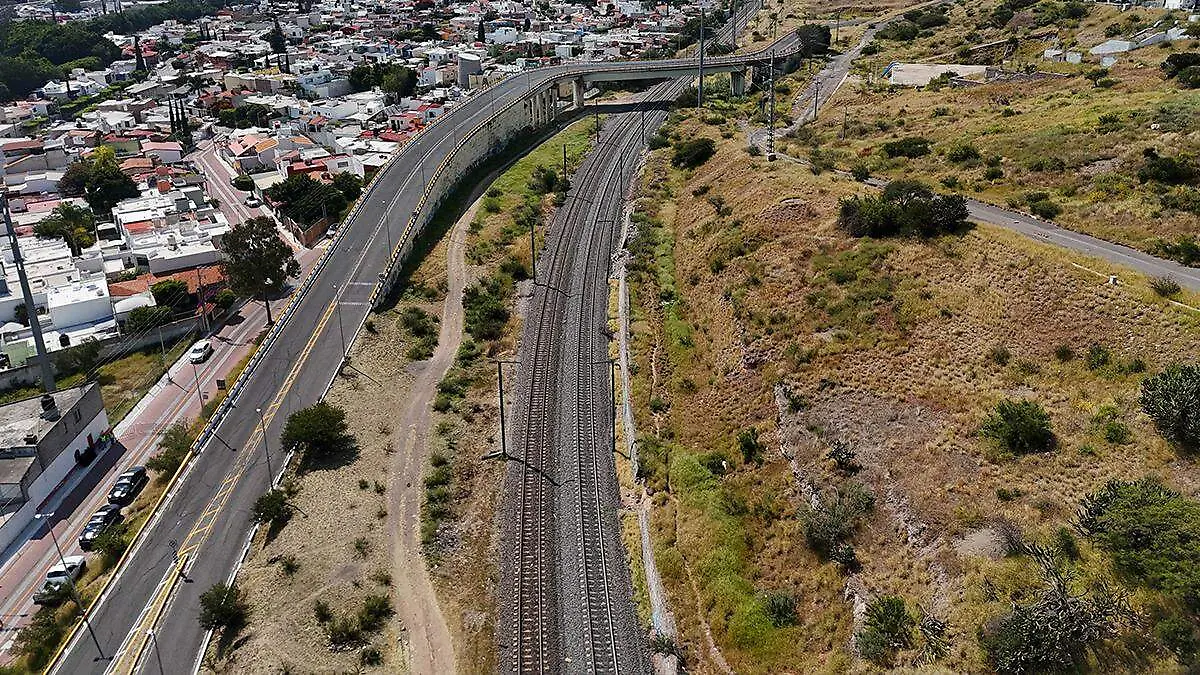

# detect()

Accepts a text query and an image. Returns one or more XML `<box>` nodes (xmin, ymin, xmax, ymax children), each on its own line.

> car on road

<box><xmin>107</xmin><ymin>466</ymin><xmax>148</xmax><ymax>506</ymax></box>
<box><xmin>244</xmin><ymin>195</ymin><xmax>261</xmax><ymax>207</ymax></box>
<box><xmin>33</xmin><ymin>555</ymin><xmax>86</xmax><ymax>605</ymax></box>
<box><xmin>188</xmin><ymin>340</ymin><xmax>213</xmax><ymax>364</ymax></box>
<box><xmin>78</xmin><ymin>504</ymin><xmax>124</xmax><ymax>551</ymax></box>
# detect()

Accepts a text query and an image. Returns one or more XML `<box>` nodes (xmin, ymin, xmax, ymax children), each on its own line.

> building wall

<box><xmin>0</xmin><ymin>385</ymin><xmax>109</xmax><ymax>553</ymax></box>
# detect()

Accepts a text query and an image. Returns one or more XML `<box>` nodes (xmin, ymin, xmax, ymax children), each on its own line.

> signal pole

<box><xmin>767</xmin><ymin>50</ymin><xmax>777</xmax><ymax>161</ymax></box>
<box><xmin>2</xmin><ymin>196</ymin><xmax>54</xmax><ymax>392</ymax></box>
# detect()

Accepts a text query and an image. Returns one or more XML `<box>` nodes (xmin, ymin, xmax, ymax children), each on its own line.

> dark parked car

<box><xmin>78</xmin><ymin>504</ymin><xmax>124</xmax><ymax>551</ymax></box>
<box><xmin>107</xmin><ymin>466</ymin><xmax>148</xmax><ymax>506</ymax></box>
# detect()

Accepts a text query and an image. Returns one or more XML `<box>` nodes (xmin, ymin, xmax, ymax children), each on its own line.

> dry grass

<box><xmin>625</xmin><ymin>113</ymin><xmax>1200</xmax><ymax>673</ymax></box>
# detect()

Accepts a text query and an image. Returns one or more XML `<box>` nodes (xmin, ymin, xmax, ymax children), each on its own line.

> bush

<box><xmin>671</xmin><ymin>137</ymin><xmax>717</xmax><ymax>169</ymax></box>
<box><xmin>881</xmin><ymin>136</ymin><xmax>931</xmax><ymax>159</ymax></box>
<box><xmin>357</xmin><ymin>594</ymin><xmax>394</xmax><ymax>632</ymax></box>
<box><xmin>945</xmin><ymin>143</ymin><xmax>980</xmax><ymax>163</ymax></box>
<box><xmin>736</xmin><ymin>427</ymin><xmax>765</xmax><ymax>465</ymax></box>
<box><xmin>1150</xmin><ymin>275</ymin><xmax>1182</xmax><ymax>297</ymax></box>
<box><xmin>981</xmin><ymin>554</ymin><xmax>1129</xmax><ymax>674</ymax></box>
<box><xmin>463</xmin><ymin>276</ymin><xmax>510</xmax><ymax>341</ymax></box>
<box><xmin>281</xmin><ymin>402</ymin><xmax>356</xmax><ymax>465</ymax></box>
<box><xmin>1140</xmin><ymin>364</ymin><xmax>1200</xmax><ymax>451</ymax></box>
<box><xmin>802</xmin><ymin>483</ymin><xmax>875</xmax><ymax>556</ymax></box>
<box><xmin>1078</xmin><ymin>476</ymin><xmax>1200</xmax><ymax>608</ymax></box>
<box><xmin>980</xmin><ymin>399</ymin><xmax>1055</xmax><ymax>455</ymax></box>
<box><xmin>251</xmin><ymin>488</ymin><xmax>293</xmax><ymax>526</ymax></box>
<box><xmin>1085</xmin><ymin>343</ymin><xmax>1110</xmax><ymax>370</ymax></box>
<box><xmin>313</xmin><ymin>599</ymin><xmax>332</xmax><ymax>623</ymax></box>
<box><xmin>214</xmin><ymin>288</ymin><xmax>237</xmax><ymax>309</ymax></box>
<box><xmin>328</xmin><ymin>615</ymin><xmax>362</xmax><ymax>647</ymax></box>
<box><xmin>1139</xmin><ymin>151</ymin><xmax>1197</xmax><ymax>185</ymax></box>
<box><xmin>1028</xmin><ymin>198</ymin><xmax>1061</xmax><ymax>219</ymax></box>
<box><xmin>850</xmin><ymin>163</ymin><xmax>870</xmax><ymax>181</ymax></box>
<box><xmin>648</xmin><ymin>133</ymin><xmax>670</xmax><ymax>150</ymax></box>
<box><xmin>837</xmin><ymin>180</ymin><xmax>968</xmax><ymax>238</ymax></box>
<box><xmin>145</xmin><ymin>421</ymin><xmax>192</xmax><ymax>479</ymax></box>
<box><xmin>761</xmin><ymin>590</ymin><xmax>798</xmax><ymax>627</ymax></box>
<box><xmin>856</xmin><ymin>596</ymin><xmax>915</xmax><ymax>665</ymax></box>
<box><xmin>125</xmin><ymin>305</ymin><xmax>174</xmax><ymax>333</ymax></box>
<box><xmin>198</xmin><ymin>582</ymin><xmax>248</xmax><ymax>632</ymax></box>
<box><xmin>1054</xmin><ymin>344</ymin><xmax>1074</xmax><ymax>362</ymax></box>
<box><xmin>1162</xmin><ymin>52</ymin><xmax>1200</xmax><ymax>79</ymax></box>
<box><xmin>232</xmin><ymin>174</ymin><xmax>254</xmax><ymax>191</ymax></box>
<box><xmin>1156</xmin><ymin>616</ymin><xmax>1198</xmax><ymax>664</ymax></box>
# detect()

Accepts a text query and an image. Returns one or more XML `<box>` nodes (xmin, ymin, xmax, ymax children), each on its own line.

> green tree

<box><xmin>82</xmin><ymin>146</ymin><xmax>139</xmax><ymax>215</ymax></box>
<box><xmin>34</xmin><ymin>203</ymin><xmax>95</xmax><ymax>255</ymax></box>
<box><xmin>266</xmin><ymin>16</ymin><xmax>286</xmax><ymax>54</ymax></box>
<box><xmin>125</xmin><ymin>305</ymin><xmax>173</xmax><ymax>333</ymax></box>
<box><xmin>981</xmin><ymin>399</ymin><xmax>1055</xmax><ymax>455</ymax></box>
<box><xmin>150</xmin><ymin>278</ymin><xmax>191</xmax><ymax>309</ymax></box>
<box><xmin>197</xmin><ymin>582</ymin><xmax>248</xmax><ymax>632</ymax></box>
<box><xmin>379</xmin><ymin>64</ymin><xmax>417</xmax><ymax>99</ymax></box>
<box><xmin>331</xmin><ymin>172</ymin><xmax>362</xmax><ymax>201</ymax></box>
<box><xmin>251</xmin><ymin>488</ymin><xmax>293</xmax><ymax>526</ymax></box>
<box><xmin>219</xmin><ymin>217</ymin><xmax>299</xmax><ymax>325</ymax></box>
<box><xmin>57</xmin><ymin>160</ymin><xmax>90</xmax><ymax>196</ymax></box>
<box><xmin>281</xmin><ymin>401</ymin><xmax>355</xmax><ymax>464</ymax></box>
<box><xmin>671</xmin><ymin>137</ymin><xmax>716</xmax><ymax>169</ymax></box>
<box><xmin>145</xmin><ymin>420</ymin><xmax>192</xmax><ymax>478</ymax></box>
<box><xmin>1139</xmin><ymin>364</ymin><xmax>1200</xmax><ymax>452</ymax></box>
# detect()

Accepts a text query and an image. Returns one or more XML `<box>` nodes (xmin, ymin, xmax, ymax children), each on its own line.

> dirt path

<box><xmin>387</xmin><ymin>206</ymin><xmax>475</xmax><ymax>673</ymax></box>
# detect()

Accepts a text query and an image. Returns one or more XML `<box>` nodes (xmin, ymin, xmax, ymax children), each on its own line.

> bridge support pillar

<box><xmin>545</xmin><ymin>89</ymin><xmax>556</xmax><ymax>121</ymax></box>
<box><xmin>730</xmin><ymin>69</ymin><xmax>747</xmax><ymax>97</ymax></box>
<box><xmin>572</xmin><ymin>77</ymin><xmax>584</xmax><ymax>110</ymax></box>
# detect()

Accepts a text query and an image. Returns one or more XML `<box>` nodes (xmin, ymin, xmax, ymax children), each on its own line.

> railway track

<box><xmin>506</xmin><ymin>6</ymin><xmax>758</xmax><ymax>673</ymax></box>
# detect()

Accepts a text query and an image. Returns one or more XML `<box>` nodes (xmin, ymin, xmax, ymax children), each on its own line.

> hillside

<box><xmin>622</xmin><ymin>112</ymin><xmax>1200</xmax><ymax>673</ymax></box>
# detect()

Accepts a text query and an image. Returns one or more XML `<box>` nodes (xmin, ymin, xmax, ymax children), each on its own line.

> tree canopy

<box><xmin>58</xmin><ymin>147</ymin><xmax>140</xmax><ymax>216</ymax></box>
<box><xmin>1140</xmin><ymin>364</ymin><xmax>1200</xmax><ymax>451</ymax></box>
<box><xmin>264</xmin><ymin>174</ymin><xmax>347</xmax><ymax>227</ymax></box>
<box><xmin>281</xmin><ymin>402</ymin><xmax>356</xmax><ymax>465</ymax></box>
<box><xmin>219</xmin><ymin>216</ymin><xmax>299</xmax><ymax>325</ymax></box>
<box><xmin>34</xmin><ymin>203</ymin><xmax>95</xmax><ymax>255</ymax></box>
<box><xmin>838</xmin><ymin>180</ymin><xmax>970</xmax><ymax>238</ymax></box>
<box><xmin>347</xmin><ymin>62</ymin><xmax>417</xmax><ymax>98</ymax></box>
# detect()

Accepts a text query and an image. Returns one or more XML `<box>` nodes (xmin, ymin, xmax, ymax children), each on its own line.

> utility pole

<box><xmin>812</xmin><ymin>79</ymin><xmax>820</xmax><ymax>121</ymax></box>
<box><xmin>697</xmin><ymin>5</ymin><xmax>705</xmax><ymax>109</ymax></box>
<box><xmin>767</xmin><ymin>50</ymin><xmax>776</xmax><ymax>161</ymax></box>
<box><xmin>36</xmin><ymin>513</ymin><xmax>104</xmax><ymax>660</ymax></box>
<box><xmin>256</xmin><ymin>406</ymin><xmax>273</xmax><ymax>480</ymax></box>
<box><xmin>562</xmin><ymin>144</ymin><xmax>567</xmax><ymax>182</ymax></box>
<box><xmin>529</xmin><ymin>214</ymin><xmax>537</xmax><ymax>280</ymax></box>
<box><xmin>3</xmin><ymin>197</ymin><xmax>54</xmax><ymax>393</ymax></box>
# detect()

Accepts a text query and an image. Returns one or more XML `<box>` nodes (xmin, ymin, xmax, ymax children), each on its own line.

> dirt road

<box><xmin>387</xmin><ymin>205</ymin><xmax>475</xmax><ymax>673</ymax></box>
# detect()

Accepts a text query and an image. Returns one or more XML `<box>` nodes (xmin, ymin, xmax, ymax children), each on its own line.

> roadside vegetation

<box><xmin>623</xmin><ymin>104</ymin><xmax>1200</xmax><ymax>672</ymax></box>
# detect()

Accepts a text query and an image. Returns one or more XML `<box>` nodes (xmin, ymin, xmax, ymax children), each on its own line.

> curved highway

<box><xmin>49</xmin><ymin>18</ymin><xmax>802</xmax><ymax>675</ymax></box>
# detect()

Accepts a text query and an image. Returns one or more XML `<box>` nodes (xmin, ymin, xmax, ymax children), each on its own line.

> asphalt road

<box><xmin>53</xmin><ymin>35</ymin><xmax>810</xmax><ymax>675</ymax></box>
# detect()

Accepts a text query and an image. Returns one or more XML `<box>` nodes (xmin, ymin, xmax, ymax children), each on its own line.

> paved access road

<box><xmin>53</xmin><ymin>33</ymin><xmax>811</xmax><ymax>675</ymax></box>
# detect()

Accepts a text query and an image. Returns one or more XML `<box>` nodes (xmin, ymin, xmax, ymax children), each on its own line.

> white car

<box><xmin>34</xmin><ymin>555</ymin><xmax>86</xmax><ymax>605</ymax></box>
<box><xmin>188</xmin><ymin>340</ymin><xmax>214</xmax><ymax>364</ymax></box>
<box><xmin>244</xmin><ymin>195</ymin><xmax>261</xmax><ymax>208</ymax></box>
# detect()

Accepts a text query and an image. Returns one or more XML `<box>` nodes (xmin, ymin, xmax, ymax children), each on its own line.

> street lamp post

<box><xmin>35</xmin><ymin>513</ymin><xmax>105</xmax><ymax>661</ymax></box>
<box><xmin>146</xmin><ymin>629</ymin><xmax>165</xmax><ymax>675</ymax></box>
<box><xmin>190</xmin><ymin>361</ymin><xmax>205</xmax><ymax>411</ymax></box>
<box><xmin>255</xmin><ymin>407</ymin><xmax>272</xmax><ymax>481</ymax></box>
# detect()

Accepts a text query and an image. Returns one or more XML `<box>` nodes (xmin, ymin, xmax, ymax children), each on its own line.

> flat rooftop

<box><xmin>0</xmin><ymin>385</ymin><xmax>88</xmax><ymax>452</ymax></box>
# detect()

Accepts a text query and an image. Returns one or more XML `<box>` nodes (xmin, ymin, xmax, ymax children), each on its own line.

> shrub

<box><xmin>150</xmin><ymin>279</ymin><xmax>191</xmax><ymax>308</ymax></box>
<box><xmin>357</xmin><ymin>594</ymin><xmax>394</xmax><ymax>631</ymax></box>
<box><xmin>989</xmin><ymin>345</ymin><xmax>1011</xmax><ymax>366</ymax></box>
<box><xmin>1027</xmin><ymin>198</ymin><xmax>1061</xmax><ymax>219</ymax></box>
<box><xmin>1139</xmin><ymin>150</ymin><xmax>1197</xmax><ymax>185</ymax></box>
<box><xmin>981</xmin><ymin>552</ymin><xmax>1129</xmax><ymax>674</ymax></box>
<box><xmin>850</xmin><ymin>163</ymin><xmax>870</xmax><ymax>181</ymax></box>
<box><xmin>881</xmin><ymin>137</ymin><xmax>931</xmax><ymax>158</ymax></box>
<box><xmin>92</xmin><ymin>521</ymin><xmax>129</xmax><ymax>566</ymax></box>
<box><xmin>313</xmin><ymin>599</ymin><xmax>333</xmax><ymax>623</ymax></box>
<box><xmin>198</xmin><ymin>583</ymin><xmax>248</xmax><ymax>632</ymax></box>
<box><xmin>360</xmin><ymin>645</ymin><xmax>383</xmax><ymax>666</ymax></box>
<box><xmin>1150</xmin><ymin>275</ymin><xmax>1182</xmax><ymax>297</ymax></box>
<box><xmin>463</xmin><ymin>276</ymin><xmax>510</xmax><ymax>341</ymax></box>
<box><xmin>945</xmin><ymin>143</ymin><xmax>980</xmax><ymax>163</ymax></box>
<box><xmin>983</xmin><ymin>166</ymin><xmax>1004</xmax><ymax>181</ymax></box>
<box><xmin>279</xmin><ymin>555</ymin><xmax>299</xmax><ymax>576</ymax></box>
<box><xmin>1155</xmin><ymin>616</ymin><xmax>1198</xmax><ymax>664</ymax></box>
<box><xmin>1053</xmin><ymin>344</ymin><xmax>1074</xmax><ymax>362</ymax></box>
<box><xmin>980</xmin><ymin>399</ymin><xmax>1055</xmax><ymax>455</ymax></box>
<box><xmin>736</xmin><ymin>428</ymin><xmax>765</xmax><ymax>465</ymax></box>
<box><xmin>251</xmin><ymin>488</ymin><xmax>293</xmax><ymax>526</ymax></box>
<box><xmin>125</xmin><ymin>305</ymin><xmax>174</xmax><ymax>333</ymax></box>
<box><xmin>856</xmin><ymin>596</ymin><xmax>915</xmax><ymax>665</ymax></box>
<box><xmin>761</xmin><ymin>590</ymin><xmax>798</xmax><ymax>627</ymax></box>
<box><xmin>671</xmin><ymin>137</ymin><xmax>717</xmax><ymax>169</ymax></box>
<box><xmin>281</xmin><ymin>402</ymin><xmax>356</xmax><ymax>465</ymax></box>
<box><xmin>1162</xmin><ymin>52</ymin><xmax>1200</xmax><ymax>78</ymax></box>
<box><xmin>1139</xmin><ymin>364</ymin><xmax>1200</xmax><ymax>451</ymax></box>
<box><xmin>648</xmin><ymin>133</ymin><xmax>670</xmax><ymax>150</ymax></box>
<box><xmin>328</xmin><ymin>615</ymin><xmax>362</xmax><ymax>647</ymax></box>
<box><xmin>837</xmin><ymin>180</ymin><xmax>968</xmax><ymax>238</ymax></box>
<box><xmin>1085</xmin><ymin>344</ymin><xmax>1110</xmax><ymax>370</ymax></box>
<box><xmin>232</xmin><ymin>174</ymin><xmax>254</xmax><ymax>191</ymax></box>
<box><xmin>1078</xmin><ymin>477</ymin><xmax>1200</xmax><ymax>608</ymax></box>
<box><xmin>802</xmin><ymin>483</ymin><xmax>874</xmax><ymax>556</ymax></box>
<box><xmin>214</xmin><ymin>288</ymin><xmax>237</xmax><ymax>309</ymax></box>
